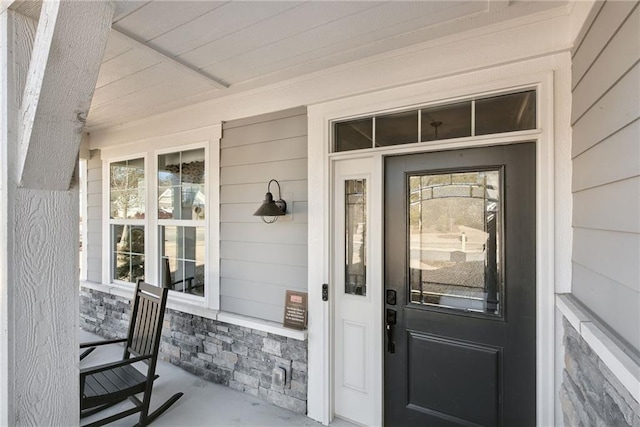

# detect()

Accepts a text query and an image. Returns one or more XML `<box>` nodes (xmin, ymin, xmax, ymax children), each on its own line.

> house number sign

<box><xmin>283</xmin><ymin>290</ymin><xmax>308</xmax><ymax>330</ymax></box>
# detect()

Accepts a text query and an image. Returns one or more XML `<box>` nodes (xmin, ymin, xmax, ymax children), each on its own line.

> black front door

<box><xmin>384</xmin><ymin>144</ymin><xmax>536</xmax><ymax>426</ymax></box>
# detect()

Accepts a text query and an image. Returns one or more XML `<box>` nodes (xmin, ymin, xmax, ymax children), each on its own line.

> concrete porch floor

<box><xmin>80</xmin><ymin>330</ymin><xmax>355</xmax><ymax>427</ymax></box>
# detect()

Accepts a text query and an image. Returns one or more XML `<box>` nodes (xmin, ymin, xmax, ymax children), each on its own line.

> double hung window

<box><xmin>109</xmin><ymin>158</ymin><xmax>146</xmax><ymax>283</ymax></box>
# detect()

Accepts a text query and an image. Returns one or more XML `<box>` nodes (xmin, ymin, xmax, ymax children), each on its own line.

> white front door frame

<box><xmin>307</xmin><ymin>53</ymin><xmax>572</xmax><ymax>426</ymax></box>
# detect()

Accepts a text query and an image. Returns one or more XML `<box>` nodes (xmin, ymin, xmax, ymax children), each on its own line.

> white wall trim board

<box><xmin>80</xmin><ymin>281</ymin><xmax>306</xmax><ymax>341</ymax></box>
<box><xmin>307</xmin><ymin>53</ymin><xmax>571</xmax><ymax>426</ymax></box>
<box><xmin>556</xmin><ymin>293</ymin><xmax>640</xmax><ymax>399</ymax></box>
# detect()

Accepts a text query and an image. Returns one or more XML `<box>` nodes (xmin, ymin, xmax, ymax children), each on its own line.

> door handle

<box><xmin>386</xmin><ymin>309</ymin><xmax>396</xmax><ymax>353</ymax></box>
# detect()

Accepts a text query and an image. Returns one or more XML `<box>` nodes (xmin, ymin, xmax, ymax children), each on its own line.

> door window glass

<box><xmin>408</xmin><ymin>170</ymin><xmax>502</xmax><ymax>315</ymax></box>
<box><xmin>345</xmin><ymin>179</ymin><xmax>367</xmax><ymax>296</ymax></box>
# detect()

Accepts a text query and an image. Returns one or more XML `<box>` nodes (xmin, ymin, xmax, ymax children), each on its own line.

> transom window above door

<box><xmin>333</xmin><ymin>90</ymin><xmax>536</xmax><ymax>152</ymax></box>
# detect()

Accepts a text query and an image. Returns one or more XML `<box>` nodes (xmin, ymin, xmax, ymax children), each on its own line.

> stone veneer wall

<box><xmin>80</xmin><ymin>287</ymin><xmax>308</xmax><ymax>414</ymax></box>
<box><xmin>560</xmin><ymin>318</ymin><xmax>640</xmax><ymax>426</ymax></box>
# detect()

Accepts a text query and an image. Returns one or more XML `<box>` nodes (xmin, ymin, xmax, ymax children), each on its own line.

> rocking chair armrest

<box><xmin>80</xmin><ymin>338</ymin><xmax>127</xmax><ymax>349</ymax></box>
<box><xmin>80</xmin><ymin>355</ymin><xmax>152</xmax><ymax>379</ymax></box>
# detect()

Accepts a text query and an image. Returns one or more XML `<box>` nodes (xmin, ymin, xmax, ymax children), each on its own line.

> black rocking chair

<box><xmin>80</xmin><ymin>279</ymin><xmax>183</xmax><ymax>427</ymax></box>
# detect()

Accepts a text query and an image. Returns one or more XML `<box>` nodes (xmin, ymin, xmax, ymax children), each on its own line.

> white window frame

<box><xmin>79</xmin><ymin>158</ymin><xmax>88</xmax><ymax>281</ymax></box>
<box><xmin>154</xmin><ymin>143</ymin><xmax>212</xmax><ymax>308</ymax></box>
<box><xmin>101</xmin><ymin>126</ymin><xmax>221</xmax><ymax>312</ymax></box>
<box><xmin>102</xmin><ymin>153</ymin><xmax>149</xmax><ymax>287</ymax></box>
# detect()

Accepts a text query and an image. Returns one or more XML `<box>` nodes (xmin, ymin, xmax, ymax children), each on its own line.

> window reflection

<box><xmin>158</xmin><ymin>149</ymin><xmax>205</xmax><ymax>220</ymax></box>
<box><xmin>376</xmin><ymin>110</ymin><xmax>418</xmax><ymax>147</ymax></box>
<box><xmin>408</xmin><ymin>170</ymin><xmax>501</xmax><ymax>315</ymax></box>
<box><xmin>421</xmin><ymin>102</ymin><xmax>472</xmax><ymax>142</ymax></box>
<box><xmin>335</xmin><ymin>118</ymin><xmax>373</xmax><ymax>152</ymax></box>
<box><xmin>112</xmin><ymin>224</ymin><xmax>145</xmax><ymax>283</ymax></box>
<box><xmin>345</xmin><ymin>179</ymin><xmax>367</xmax><ymax>296</ymax></box>
<box><xmin>110</xmin><ymin>158</ymin><xmax>145</xmax><ymax>219</ymax></box>
<box><xmin>475</xmin><ymin>91</ymin><xmax>536</xmax><ymax>135</ymax></box>
<box><xmin>160</xmin><ymin>226</ymin><xmax>205</xmax><ymax>296</ymax></box>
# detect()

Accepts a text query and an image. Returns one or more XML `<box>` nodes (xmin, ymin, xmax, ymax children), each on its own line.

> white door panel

<box><xmin>333</xmin><ymin>157</ymin><xmax>382</xmax><ymax>426</ymax></box>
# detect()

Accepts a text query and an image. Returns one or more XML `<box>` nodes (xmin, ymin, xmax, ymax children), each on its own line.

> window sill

<box><xmin>556</xmin><ymin>293</ymin><xmax>640</xmax><ymax>399</ymax></box>
<box><xmin>80</xmin><ymin>281</ymin><xmax>307</xmax><ymax>341</ymax></box>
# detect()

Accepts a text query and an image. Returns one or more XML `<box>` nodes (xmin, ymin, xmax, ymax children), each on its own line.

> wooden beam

<box><xmin>2</xmin><ymin>7</ymin><xmax>82</xmax><ymax>425</ymax></box>
<box><xmin>1</xmin><ymin>0</ymin><xmax>41</xmax><ymax>20</ymax></box>
<box><xmin>110</xmin><ymin>27</ymin><xmax>229</xmax><ymax>90</ymax></box>
<box><xmin>17</xmin><ymin>0</ymin><xmax>114</xmax><ymax>190</ymax></box>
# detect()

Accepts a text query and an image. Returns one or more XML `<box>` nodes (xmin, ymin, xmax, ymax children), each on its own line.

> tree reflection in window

<box><xmin>110</xmin><ymin>157</ymin><xmax>145</xmax><ymax>283</ymax></box>
<box><xmin>110</xmin><ymin>158</ymin><xmax>145</xmax><ymax>219</ymax></box>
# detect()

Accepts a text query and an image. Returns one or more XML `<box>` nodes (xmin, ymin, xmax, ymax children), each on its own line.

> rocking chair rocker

<box><xmin>80</xmin><ymin>279</ymin><xmax>183</xmax><ymax>427</ymax></box>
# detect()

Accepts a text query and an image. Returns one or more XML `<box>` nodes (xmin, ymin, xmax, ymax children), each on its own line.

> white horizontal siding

<box><xmin>220</xmin><ymin>158</ymin><xmax>307</xmax><ymax>186</ymax></box>
<box><xmin>221</xmin><ymin>223</ymin><xmax>308</xmax><ymax>245</ymax></box>
<box><xmin>220</xmin><ymin>296</ymin><xmax>284</xmax><ymax>324</ymax></box>
<box><xmin>220</xmin><ymin>179</ymin><xmax>308</xmax><ymax>204</ymax></box>
<box><xmin>86</xmin><ymin>150</ymin><xmax>102</xmax><ymax>283</ymax></box>
<box><xmin>572</xmin><ymin>120</ymin><xmax>640</xmax><ymax>192</ymax></box>
<box><xmin>221</xmin><ymin>259</ymin><xmax>307</xmax><ymax>289</ymax></box>
<box><xmin>571</xmin><ymin>61</ymin><xmax>640</xmax><ymax>157</ymax></box>
<box><xmin>221</xmin><ymin>278</ymin><xmax>298</xmax><ymax>308</ymax></box>
<box><xmin>573</xmin><ymin>228</ymin><xmax>640</xmax><ymax>292</ymax></box>
<box><xmin>571</xmin><ymin>6</ymin><xmax>640</xmax><ymax>122</ymax></box>
<box><xmin>572</xmin><ymin>263</ymin><xmax>640</xmax><ymax>351</ymax></box>
<box><xmin>221</xmin><ymin>201</ymin><xmax>307</xmax><ymax>225</ymax></box>
<box><xmin>221</xmin><ymin>113</ymin><xmax>307</xmax><ymax>148</ymax></box>
<box><xmin>571</xmin><ymin>0</ymin><xmax>640</xmax><ymax>353</ymax></box>
<box><xmin>221</xmin><ymin>241</ymin><xmax>307</xmax><ymax>267</ymax></box>
<box><xmin>221</xmin><ymin>136</ymin><xmax>307</xmax><ymax>167</ymax></box>
<box><xmin>573</xmin><ymin>177</ymin><xmax>640</xmax><ymax>233</ymax></box>
<box><xmin>220</xmin><ymin>108</ymin><xmax>307</xmax><ymax>322</ymax></box>
<box><xmin>572</xmin><ymin>0</ymin><xmax>638</xmax><ymax>88</ymax></box>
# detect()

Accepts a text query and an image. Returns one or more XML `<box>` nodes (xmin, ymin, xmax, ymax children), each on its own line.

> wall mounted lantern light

<box><xmin>254</xmin><ymin>179</ymin><xmax>287</xmax><ymax>223</ymax></box>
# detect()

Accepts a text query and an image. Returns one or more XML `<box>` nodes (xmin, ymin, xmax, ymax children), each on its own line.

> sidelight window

<box><xmin>345</xmin><ymin>179</ymin><xmax>367</xmax><ymax>296</ymax></box>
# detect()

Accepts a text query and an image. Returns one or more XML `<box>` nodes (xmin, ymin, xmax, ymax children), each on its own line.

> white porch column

<box><xmin>0</xmin><ymin>2</ymin><xmax>113</xmax><ymax>425</ymax></box>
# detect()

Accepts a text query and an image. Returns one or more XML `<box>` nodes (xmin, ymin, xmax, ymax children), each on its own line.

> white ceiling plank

<box><xmin>112</xmin><ymin>1</ymin><xmax>151</xmax><ymax>23</ymax></box>
<box><xmin>95</xmin><ymin>42</ymin><xmax>160</xmax><ymax>89</ymax></box>
<box><xmin>101</xmin><ymin>33</ymin><xmax>132</xmax><ymax>62</ymax></box>
<box><xmin>232</xmin><ymin>0</ymin><xmax>549</xmax><ymax>86</ymax></box>
<box><xmin>85</xmin><ymin>0</ymin><xmax>570</xmax><ymax>130</ymax></box>
<box><xmin>89</xmin><ymin>76</ymin><xmax>212</xmax><ymax>125</ymax></box>
<box><xmin>207</xmin><ymin>1</ymin><xmax>487</xmax><ymax>84</ymax></box>
<box><xmin>178</xmin><ymin>1</ymin><xmax>381</xmax><ymax>69</ymax></box>
<box><xmin>110</xmin><ymin>28</ymin><xmax>228</xmax><ymax>89</ymax></box>
<box><xmin>114</xmin><ymin>0</ymin><xmax>228</xmax><ymax>42</ymax></box>
<box><xmin>148</xmin><ymin>1</ymin><xmax>303</xmax><ymax>56</ymax></box>
<box><xmin>91</xmin><ymin>62</ymin><xmax>200</xmax><ymax>108</ymax></box>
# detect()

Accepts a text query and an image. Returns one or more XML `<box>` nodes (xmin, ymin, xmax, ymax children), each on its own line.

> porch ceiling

<box><xmin>12</xmin><ymin>0</ymin><xmax>568</xmax><ymax>132</ymax></box>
